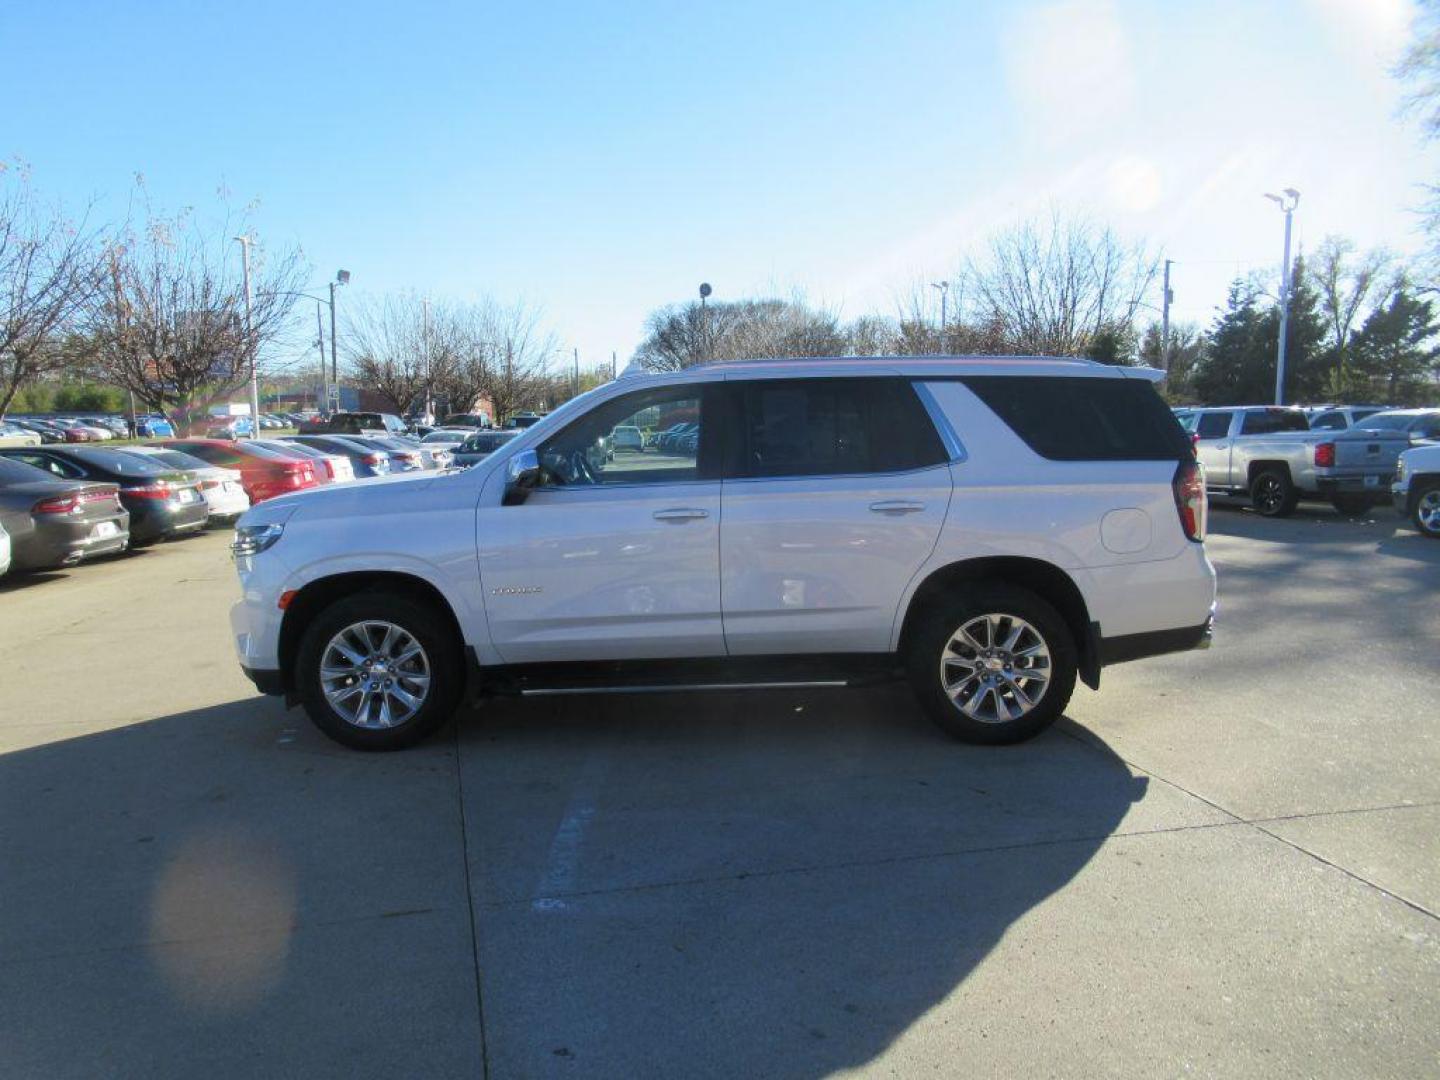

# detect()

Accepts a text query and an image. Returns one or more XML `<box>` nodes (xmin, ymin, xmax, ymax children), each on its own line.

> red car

<box><xmin>159</xmin><ymin>439</ymin><xmax>320</xmax><ymax>503</ymax></box>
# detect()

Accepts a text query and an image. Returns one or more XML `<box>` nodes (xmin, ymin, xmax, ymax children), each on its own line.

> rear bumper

<box><xmin>1099</xmin><ymin>615</ymin><xmax>1214</xmax><ymax>666</ymax></box>
<box><xmin>1315</xmin><ymin>475</ymin><xmax>1388</xmax><ymax>496</ymax></box>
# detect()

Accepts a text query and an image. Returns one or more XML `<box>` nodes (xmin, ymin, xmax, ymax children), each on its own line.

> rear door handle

<box><xmin>869</xmin><ymin>500</ymin><xmax>925</xmax><ymax>515</ymax></box>
<box><xmin>653</xmin><ymin>507</ymin><xmax>709</xmax><ymax>522</ymax></box>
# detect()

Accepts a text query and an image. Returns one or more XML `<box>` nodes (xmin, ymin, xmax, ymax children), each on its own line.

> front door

<box><xmin>478</xmin><ymin>383</ymin><xmax>725</xmax><ymax>664</ymax></box>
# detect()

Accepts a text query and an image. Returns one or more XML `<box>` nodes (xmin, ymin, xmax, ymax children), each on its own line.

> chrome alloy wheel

<box><xmin>320</xmin><ymin>620</ymin><xmax>432</xmax><ymax>729</ymax></box>
<box><xmin>939</xmin><ymin>612</ymin><xmax>1052</xmax><ymax>724</ymax></box>
<box><xmin>1418</xmin><ymin>489</ymin><xmax>1440</xmax><ymax>535</ymax></box>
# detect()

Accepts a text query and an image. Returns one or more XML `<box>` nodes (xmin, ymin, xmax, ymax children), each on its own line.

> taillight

<box><xmin>323</xmin><ymin>460</ymin><xmax>338</xmax><ymax>480</ymax></box>
<box><xmin>1172</xmin><ymin>460</ymin><xmax>1207</xmax><ymax>543</ymax></box>
<box><xmin>1314</xmin><ymin>441</ymin><xmax>1336</xmax><ymax>468</ymax></box>
<box><xmin>126</xmin><ymin>481</ymin><xmax>172</xmax><ymax>500</ymax></box>
<box><xmin>32</xmin><ymin>489</ymin><xmax>116</xmax><ymax>514</ymax></box>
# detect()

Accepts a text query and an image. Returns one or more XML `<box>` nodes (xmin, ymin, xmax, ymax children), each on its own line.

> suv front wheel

<box><xmin>906</xmin><ymin>584</ymin><xmax>1077</xmax><ymax>744</ymax></box>
<box><xmin>296</xmin><ymin>591</ymin><xmax>463</xmax><ymax>750</ymax></box>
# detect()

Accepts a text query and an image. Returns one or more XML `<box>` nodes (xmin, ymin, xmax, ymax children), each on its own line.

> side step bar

<box><xmin>521</xmin><ymin>679</ymin><xmax>849</xmax><ymax>697</ymax></box>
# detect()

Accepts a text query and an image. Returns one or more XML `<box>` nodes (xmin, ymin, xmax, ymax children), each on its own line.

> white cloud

<box><xmin>1105</xmin><ymin>156</ymin><xmax>1163</xmax><ymax>214</ymax></box>
<box><xmin>1306</xmin><ymin>0</ymin><xmax>1414</xmax><ymax>60</ymax></box>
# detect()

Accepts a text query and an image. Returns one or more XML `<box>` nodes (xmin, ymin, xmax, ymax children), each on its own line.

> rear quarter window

<box><xmin>961</xmin><ymin>376</ymin><xmax>1190</xmax><ymax>461</ymax></box>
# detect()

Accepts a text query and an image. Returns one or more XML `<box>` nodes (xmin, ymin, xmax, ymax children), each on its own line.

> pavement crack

<box><xmin>1058</xmin><ymin>725</ymin><xmax>1440</xmax><ymax>924</ymax></box>
<box><xmin>454</xmin><ymin>721</ymin><xmax>491</xmax><ymax>1080</ymax></box>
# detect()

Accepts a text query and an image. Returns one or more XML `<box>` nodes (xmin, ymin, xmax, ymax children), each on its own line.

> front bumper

<box><xmin>241</xmin><ymin>665</ymin><xmax>286</xmax><ymax>696</ymax></box>
<box><xmin>1392</xmin><ymin>482</ymin><xmax>1410</xmax><ymax>515</ymax></box>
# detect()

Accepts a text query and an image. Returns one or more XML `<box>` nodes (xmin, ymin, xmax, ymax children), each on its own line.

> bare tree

<box><xmin>85</xmin><ymin>200</ymin><xmax>304</xmax><ymax>430</ymax></box>
<box><xmin>633</xmin><ymin>296</ymin><xmax>847</xmax><ymax>370</ymax></box>
<box><xmin>1311</xmin><ymin>235</ymin><xmax>1399</xmax><ymax>365</ymax></box>
<box><xmin>485</xmin><ymin>301</ymin><xmax>555</xmax><ymax>422</ymax></box>
<box><xmin>0</xmin><ymin>166</ymin><xmax>101</xmax><ymax>416</ymax></box>
<box><xmin>965</xmin><ymin>209</ymin><xmax>1159</xmax><ymax>356</ymax></box>
<box><xmin>426</xmin><ymin>300</ymin><xmax>500</xmax><ymax>418</ymax></box>
<box><xmin>343</xmin><ymin>293</ymin><xmax>433</xmax><ymax>414</ymax></box>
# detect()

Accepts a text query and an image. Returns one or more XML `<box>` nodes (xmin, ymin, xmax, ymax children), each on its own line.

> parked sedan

<box><xmin>345</xmin><ymin>435</ymin><xmax>426</xmax><ymax>472</ymax></box>
<box><xmin>451</xmin><ymin>428</ymin><xmax>519</xmax><ymax>467</ymax></box>
<box><xmin>159</xmin><ymin>439</ymin><xmax>320</xmax><ymax>504</ymax></box>
<box><xmin>0</xmin><ymin>456</ymin><xmax>130</xmax><ymax>569</ymax></box>
<box><xmin>248</xmin><ymin>438</ymin><xmax>355</xmax><ymax>483</ymax></box>
<box><xmin>612</xmin><ymin>424</ymin><xmax>645</xmax><ymax>452</ymax></box>
<box><xmin>0</xmin><ymin>420</ymin><xmax>42</xmax><ymax>448</ymax></box>
<box><xmin>10</xmin><ymin>419</ymin><xmax>67</xmax><ymax>443</ymax></box>
<box><xmin>276</xmin><ymin>434</ymin><xmax>392</xmax><ymax>478</ymax></box>
<box><xmin>0</xmin><ymin>446</ymin><xmax>208</xmax><ymax>544</ymax></box>
<box><xmin>121</xmin><ymin>446</ymin><xmax>251</xmax><ymax>522</ymax></box>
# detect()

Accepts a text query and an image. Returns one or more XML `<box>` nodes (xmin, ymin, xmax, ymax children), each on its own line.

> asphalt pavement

<box><xmin>1</xmin><ymin>503</ymin><xmax>1436</xmax><ymax>1079</ymax></box>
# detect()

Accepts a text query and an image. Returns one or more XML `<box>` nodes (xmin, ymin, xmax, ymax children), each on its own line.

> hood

<box><xmin>251</xmin><ymin>467</ymin><xmax>440</xmax><ymax>518</ymax></box>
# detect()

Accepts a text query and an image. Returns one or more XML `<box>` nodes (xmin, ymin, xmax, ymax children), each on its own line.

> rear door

<box><xmin>1194</xmin><ymin>411</ymin><xmax>1235</xmax><ymax>487</ymax></box>
<box><xmin>719</xmin><ymin>377</ymin><xmax>953</xmax><ymax>655</ymax></box>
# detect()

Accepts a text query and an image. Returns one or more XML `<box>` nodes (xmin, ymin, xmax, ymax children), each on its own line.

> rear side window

<box><xmin>1310</xmin><ymin>411</ymin><xmax>1345</xmax><ymax>430</ymax></box>
<box><xmin>1195</xmin><ymin>412</ymin><xmax>1232</xmax><ymax>439</ymax></box>
<box><xmin>1240</xmin><ymin>409</ymin><xmax>1308</xmax><ymax>435</ymax></box>
<box><xmin>962</xmin><ymin>376</ymin><xmax>1191</xmax><ymax>461</ymax></box>
<box><xmin>737</xmin><ymin>378</ymin><xmax>947</xmax><ymax>478</ymax></box>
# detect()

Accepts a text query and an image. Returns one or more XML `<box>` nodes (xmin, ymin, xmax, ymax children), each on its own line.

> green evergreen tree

<box><xmin>1351</xmin><ymin>289</ymin><xmax>1440</xmax><ymax>404</ymax></box>
<box><xmin>1192</xmin><ymin>281</ymin><xmax>1269</xmax><ymax>404</ymax></box>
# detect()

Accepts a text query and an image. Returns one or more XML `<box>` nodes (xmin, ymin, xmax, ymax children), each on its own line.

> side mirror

<box><xmin>503</xmin><ymin>449</ymin><xmax>541</xmax><ymax>505</ymax></box>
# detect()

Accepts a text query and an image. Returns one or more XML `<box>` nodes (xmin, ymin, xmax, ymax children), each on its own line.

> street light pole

<box><xmin>1265</xmin><ymin>189</ymin><xmax>1300</xmax><ymax>405</ymax></box>
<box><xmin>931</xmin><ymin>281</ymin><xmax>949</xmax><ymax>353</ymax></box>
<box><xmin>1160</xmin><ymin>259</ymin><xmax>1173</xmax><ymax>372</ymax></box>
<box><xmin>234</xmin><ymin>235</ymin><xmax>258</xmax><ymax>439</ymax></box>
<box><xmin>421</xmin><ymin>297</ymin><xmax>433</xmax><ymax>422</ymax></box>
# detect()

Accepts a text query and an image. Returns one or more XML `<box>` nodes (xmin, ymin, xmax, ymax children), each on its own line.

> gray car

<box><xmin>452</xmin><ymin>428</ymin><xmax>519</xmax><ymax>467</ymax></box>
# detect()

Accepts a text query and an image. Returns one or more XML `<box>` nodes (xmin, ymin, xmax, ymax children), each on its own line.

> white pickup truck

<box><xmin>1392</xmin><ymin>442</ymin><xmax>1440</xmax><ymax>538</ymax></box>
<box><xmin>1182</xmin><ymin>406</ymin><xmax>1411</xmax><ymax>517</ymax></box>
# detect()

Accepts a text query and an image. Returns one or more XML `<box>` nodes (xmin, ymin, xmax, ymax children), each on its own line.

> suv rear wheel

<box><xmin>906</xmin><ymin>584</ymin><xmax>1077</xmax><ymax>744</ymax></box>
<box><xmin>296</xmin><ymin>591</ymin><xmax>463</xmax><ymax>750</ymax></box>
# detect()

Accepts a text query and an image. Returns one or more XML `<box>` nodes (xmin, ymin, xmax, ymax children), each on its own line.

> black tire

<box><xmin>296</xmin><ymin>590</ymin><xmax>463</xmax><ymax>751</ymax></box>
<box><xmin>905</xmin><ymin>583</ymin><xmax>1078</xmax><ymax>745</ymax></box>
<box><xmin>1412</xmin><ymin>482</ymin><xmax>1440</xmax><ymax>539</ymax></box>
<box><xmin>1250</xmin><ymin>467</ymin><xmax>1299</xmax><ymax>518</ymax></box>
<box><xmin>1330</xmin><ymin>493</ymin><xmax>1374</xmax><ymax>517</ymax></box>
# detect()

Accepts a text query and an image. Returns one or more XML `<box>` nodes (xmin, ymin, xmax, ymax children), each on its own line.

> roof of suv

<box><xmin>621</xmin><ymin>355</ymin><xmax>1164</xmax><ymax>383</ymax></box>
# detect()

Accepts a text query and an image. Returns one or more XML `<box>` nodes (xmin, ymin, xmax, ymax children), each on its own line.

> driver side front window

<box><xmin>538</xmin><ymin>385</ymin><xmax>703</xmax><ymax>486</ymax></box>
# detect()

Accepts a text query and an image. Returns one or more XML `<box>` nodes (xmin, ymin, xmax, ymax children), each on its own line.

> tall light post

<box><xmin>234</xmin><ymin>236</ymin><xmax>258</xmax><ymax>438</ymax></box>
<box><xmin>421</xmin><ymin>296</ymin><xmax>433</xmax><ymax>422</ymax></box>
<box><xmin>328</xmin><ymin>269</ymin><xmax>350</xmax><ymax>410</ymax></box>
<box><xmin>1264</xmin><ymin>189</ymin><xmax>1300</xmax><ymax>405</ymax></box>
<box><xmin>1160</xmin><ymin>259</ymin><xmax>1173</xmax><ymax>373</ymax></box>
<box><xmin>698</xmin><ymin>282</ymin><xmax>712</xmax><ymax>362</ymax></box>
<box><xmin>931</xmin><ymin>280</ymin><xmax>949</xmax><ymax>354</ymax></box>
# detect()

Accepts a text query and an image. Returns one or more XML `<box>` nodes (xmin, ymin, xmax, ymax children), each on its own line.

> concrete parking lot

<box><xmin>2</xmin><ymin>506</ymin><xmax>1437</xmax><ymax>1079</ymax></box>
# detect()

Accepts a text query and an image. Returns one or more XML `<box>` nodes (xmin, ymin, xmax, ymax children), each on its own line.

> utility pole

<box><xmin>422</xmin><ymin>297</ymin><xmax>433</xmax><ymax>422</ymax></box>
<box><xmin>1160</xmin><ymin>259</ymin><xmax>1173</xmax><ymax>372</ymax></box>
<box><xmin>1265</xmin><ymin>189</ymin><xmax>1300</xmax><ymax>405</ymax></box>
<box><xmin>234</xmin><ymin>236</ymin><xmax>258</xmax><ymax>439</ymax></box>
<box><xmin>573</xmin><ymin>347</ymin><xmax>579</xmax><ymax>397</ymax></box>
<box><xmin>315</xmin><ymin>301</ymin><xmax>327</xmax><ymax>408</ymax></box>
<box><xmin>611</xmin><ymin>351</ymin><xmax>617</xmax><ymax>380</ymax></box>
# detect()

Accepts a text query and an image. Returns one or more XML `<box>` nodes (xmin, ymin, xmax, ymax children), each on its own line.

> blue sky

<box><xmin>3</xmin><ymin>0</ymin><xmax>1433</xmax><ymax>374</ymax></box>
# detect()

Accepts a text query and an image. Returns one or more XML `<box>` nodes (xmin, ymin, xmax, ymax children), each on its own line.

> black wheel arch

<box><xmin>1246</xmin><ymin>459</ymin><xmax>1293</xmax><ymax>487</ymax></box>
<box><xmin>897</xmin><ymin>557</ymin><xmax>1099</xmax><ymax>690</ymax></box>
<box><xmin>277</xmin><ymin>571</ymin><xmax>466</xmax><ymax>698</ymax></box>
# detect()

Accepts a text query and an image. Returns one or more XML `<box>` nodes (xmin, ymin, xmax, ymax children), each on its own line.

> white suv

<box><xmin>230</xmin><ymin>357</ymin><xmax>1216</xmax><ymax>750</ymax></box>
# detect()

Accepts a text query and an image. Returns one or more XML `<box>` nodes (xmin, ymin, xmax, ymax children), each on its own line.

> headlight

<box><xmin>1396</xmin><ymin>459</ymin><xmax>1407</xmax><ymax>483</ymax></box>
<box><xmin>231</xmin><ymin>522</ymin><xmax>285</xmax><ymax>558</ymax></box>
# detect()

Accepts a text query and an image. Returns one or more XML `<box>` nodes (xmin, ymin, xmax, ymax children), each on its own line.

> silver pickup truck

<box><xmin>1181</xmin><ymin>406</ymin><xmax>1411</xmax><ymax>517</ymax></box>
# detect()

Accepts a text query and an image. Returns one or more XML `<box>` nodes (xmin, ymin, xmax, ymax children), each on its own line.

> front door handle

<box><xmin>653</xmin><ymin>507</ymin><xmax>709</xmax><ymax>522</ymax></box>
<box><xmin>869</xmin><ymin>500</ymin><xmax>925</xmax><ymax>515</ymax></box>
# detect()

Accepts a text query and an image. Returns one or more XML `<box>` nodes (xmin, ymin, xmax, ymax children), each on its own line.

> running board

<box><xmin>469</xmin><ymin>652</ymin><xmax>903</xmax><ymax>699</ymax></box>
<box><xmin>521</xmin><ymin>679</ymin><xmax>849</xmax><ymax>697</ymax></box>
